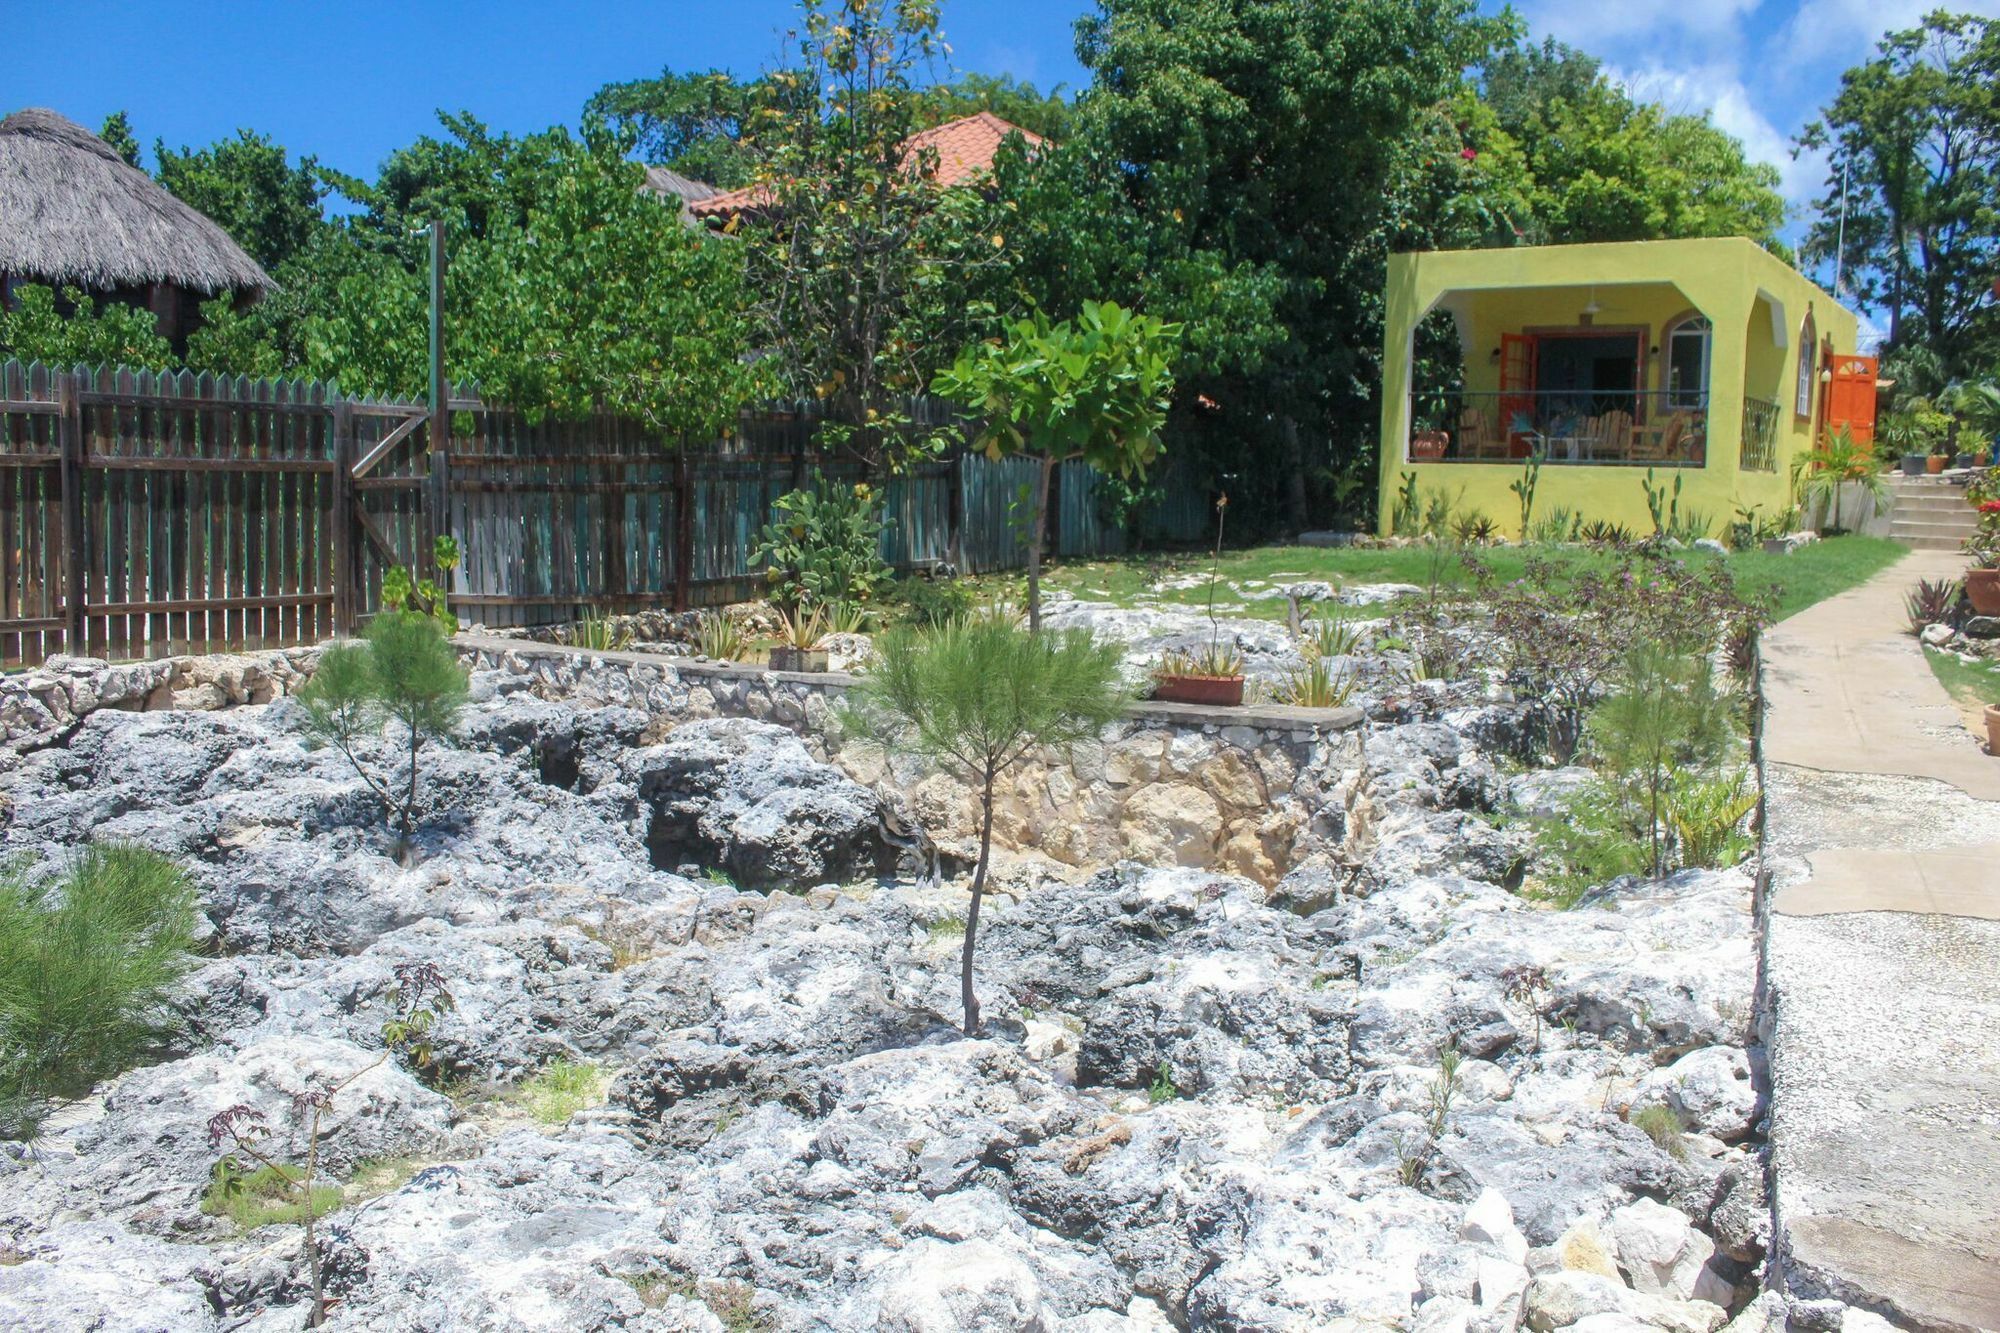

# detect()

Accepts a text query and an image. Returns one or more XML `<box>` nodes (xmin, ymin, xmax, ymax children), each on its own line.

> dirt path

<box><xmin>1760</xmin><ymin>549</ymin><xmax>2000</xmax><ymax>1331</ymax></box>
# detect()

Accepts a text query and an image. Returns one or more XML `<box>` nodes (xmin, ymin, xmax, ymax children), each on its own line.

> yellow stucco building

<box><xmin>1376</xmin><ymin>238</ymin><xmax>1865</xmax><ymax>538</ymax></box>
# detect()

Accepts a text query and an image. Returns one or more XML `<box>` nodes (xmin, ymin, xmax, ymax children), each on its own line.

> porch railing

<box><xmin>1407</xmin><ymin>390</ymin><xmax>1708</xmax><ymax>467</ymax></box>
<box><xmin>1740</xmin><ymin>396</ymin><xmax>1780</xmax><ymax>472</ymax></box>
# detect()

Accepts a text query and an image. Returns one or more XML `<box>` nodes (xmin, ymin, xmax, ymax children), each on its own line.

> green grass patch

<box><xmin>961</xmin><ymin>535</ymin><xmax>1907</xmax><ymax>625</ymax></box>
<box><xmin>520</xmin><ymin>1058</ymin><xmax>606</xmax><ymax>1125</ymax></box>
<box><xmin>1629</xmin><ymin>1104</ymin><xmax>1688</xmax><ymax>1160</ymax></box>
<box><xmin>1924</xmin><ymin>647</ymin><xmax>2000</xmax><ymax>710</ymax></box>
<box><xmin>201</xmin><ymin>1163</ymin><xmax>344</xmax><ymax>1230</ymax></box>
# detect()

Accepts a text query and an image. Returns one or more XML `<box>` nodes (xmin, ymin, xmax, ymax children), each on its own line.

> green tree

<box><xmin>1483</xmin><ymin>37</ymin><xmax>1785</xmax><ymax>248</ymax></box>
<box><xmin>918</xmin><ymin>72</ymin><xmax>1074</xmax><ymax>139</ymax></box>
<box><xmin>97</xmin><ymin>110</ymin><xmax>141</xmax><ymax>167</ymax></box>
<box><xmin>0</xmin><ymin>284</ymin><xmax>175</xmax><ymax>370</ymax></box>
<box><xmin>932</xmin><ymin>300</ymin><xmax>1180</xmax><ymax>627</ymax></box>
<box><xmin>846</xmin><ymin>620</ymin><xmax>1130</xmax><ymax>1034</ymax></box>
<box><xmin>1798</xmin><ymin>11</ymin><xmax>2000</xmax><ymax>379</ymax></box>
<box><xmin>739</xmin><ymin>0</ymin><xmax>981</xmax><ymax>472</ymax></box>
<box><xmin>0</xmin><ymin>845</ymin><xmax>199</xmax><ymax>1135</ymax></box>
<box><xmin>155</xmin><ymin>129</ymin><xmax>328</xmax><ymax>271</ymax></box>
<box><xmin>1071</xmin><ymin>0</ymin><xmax>1507</xmax><ymax>528</ymax></box>
<box><xmin>585</xmin><ymin>68</ymin><xmax>766</xmax><ymax>187</ymax></box>
<box><xmin>453</xmin><ymin>126</ymin><xmax>767</xmax><ymax>434</ymax></box>
<box><xmin>296</xmin><ymin>612</ymin><xmax>470</xmax><ymax>843</ymax></box>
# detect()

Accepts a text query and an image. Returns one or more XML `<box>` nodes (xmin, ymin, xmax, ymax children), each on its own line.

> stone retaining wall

<box><xmin>0</xmin><ymin>636</ymin><xmax>1365</xmax><ymax>883</ymax></box>
<box><xmin>462</xmin><ymin>636</ymin><xmax>1364</xmax><ymax>883</ymax></box>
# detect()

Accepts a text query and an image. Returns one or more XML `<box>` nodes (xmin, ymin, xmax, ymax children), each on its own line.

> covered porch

<box><xmin>1378</xmin><ymin>239</ymin><xmax>1853</xmax><ymax>536</ymax></box>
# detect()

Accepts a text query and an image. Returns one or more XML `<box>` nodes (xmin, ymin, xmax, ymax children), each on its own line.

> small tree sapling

<box><xmin>845</xmin><ymin>618</ymin><xmax>1129</xmax><ymax>1033</ymax></box>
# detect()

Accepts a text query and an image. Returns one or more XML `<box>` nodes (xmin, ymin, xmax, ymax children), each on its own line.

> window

<box><xmin>1795</xmin><ymin>311</ymin><xmax>1817</xmax><ymax>418</ymax></box>
<box><xmin>1666</xmin><ymin>316</ymin><xmax>1711</xmax><ymax>409</ymax></box>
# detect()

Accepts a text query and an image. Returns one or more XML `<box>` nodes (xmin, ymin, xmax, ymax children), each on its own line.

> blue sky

<box><xmin>9</xmin><ymin>0</ymin><xmax>1997</xmax><ymax>245</ymax></box>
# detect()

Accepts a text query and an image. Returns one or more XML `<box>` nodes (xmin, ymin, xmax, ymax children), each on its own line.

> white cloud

<box><xmin>1508</xmin><ymin>0</ymin><xmax>1758</xmax><ymax>52</ymax></box>
<box><xmin>1610</xmin><ymin>63</ymin><xmax>1825</xmax><ymax>206</ymax></box>
<box><xmin>1774</xmin><ymin>0</ymin><xmax>2000</xmax><ymax>67</ymax></box>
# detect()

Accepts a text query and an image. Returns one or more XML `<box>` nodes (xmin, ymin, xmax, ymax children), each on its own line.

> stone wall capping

<box><xmin>452</xmin><ymin>633</ymin><xmax>1364</xmax><ymax>735</ymax></box>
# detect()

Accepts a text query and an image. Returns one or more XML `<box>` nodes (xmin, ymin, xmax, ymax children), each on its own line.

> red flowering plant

<box><xmin>1966</xmin><ymin>468</ymin><xmax>2000</xmax><ymax>568</ymax></box>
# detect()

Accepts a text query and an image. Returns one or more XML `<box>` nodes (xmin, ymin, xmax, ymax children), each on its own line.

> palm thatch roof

<box><xmin>0</xmin><ymin>108</ymin><xmax>272</xmax><ymax>295</ymax></box>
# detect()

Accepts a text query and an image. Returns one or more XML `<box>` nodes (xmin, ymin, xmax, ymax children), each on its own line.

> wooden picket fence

<box><xmin>0</xmin><ymin>361</ymin><xmax>1208</xmax><ymax>668</ymax></box>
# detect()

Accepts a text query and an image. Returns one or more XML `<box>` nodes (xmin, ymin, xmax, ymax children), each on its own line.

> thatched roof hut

<box><xmin>0</xmin><ymin>108</ymin><xmax>272</xmax><ymax>317</ymax></box>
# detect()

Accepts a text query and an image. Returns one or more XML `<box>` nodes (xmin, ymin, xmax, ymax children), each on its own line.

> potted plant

<box><xmin>1153</xmin><ymin>492</ymin><xmax>1247</xmax><ymax>706</ymax></box>
<box><xmin>1153</xmin><ymin>644</ymin><xmax>1247</xmax><ymax>706</ymax></box>
<box><xmin>1927</xmin><ymin>442</ymin><xmax>1950</xmax><ymax>474</ymax></box>
<box><xmin>768</xmin><ymin>604</ymin><xmax>830</xmax><ymax>673</ymax></box>
<box><xmin>1410</xmin><ymin>429</ymin><xmax>1450</xmax><ymax>461</ymax></box>
<box><xmin>1968</xmin><ymin>471</ymin><xmax>2000</xmax><ymax>614</ymax></box>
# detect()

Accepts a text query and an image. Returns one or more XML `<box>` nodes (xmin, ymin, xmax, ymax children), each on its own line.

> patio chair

<box><xmin>1459</xmin><ymin>408</ymin><xmax>1507</xmax><ymax>460</ymax></box>
<box><xmin>1592</xmin><ymin>409</ymin><xmax>1635</xmax><ymax>461</ymax></box>
<box><xmin>1632</xmin><ymin>412</ymin><xmax>1690</xmax><ymax>462</ymax></box>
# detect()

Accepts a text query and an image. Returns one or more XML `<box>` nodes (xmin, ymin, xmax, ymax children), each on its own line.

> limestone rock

<box><xmin>1632</xmin><ymin>1046</ymin><xmax>1758</xmax><ymax>1141</ymax></box>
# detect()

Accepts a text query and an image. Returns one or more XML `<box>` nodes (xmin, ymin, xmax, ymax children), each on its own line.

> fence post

<box><xmin>1045</xmin><ymin>457</ymin><xmax>1065</xmax><ymax>562</ymax></box>
<box><xmin>947</xmin><ymin>446</ymin><xmax>965</xmax><ymax>574</ymax></box>
<box><xmin>331</xmin><ymin>401</ymin><xmax>356</xmax><ymax>635</ymax></box>
<box><xmin>57</xmin><ymin>371</ymin><xmax>86</xmax><ymax>654</ymax></box>
<box><xmin>673</xmin><ymin>449</ymin><xmax>693</xmax><ymax>612</ymax></box>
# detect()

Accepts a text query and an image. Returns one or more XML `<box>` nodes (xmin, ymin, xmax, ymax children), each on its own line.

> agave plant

<box><xmin>823</xmin><ymin>601</ymin><xmax>870</xmax><ymax>635</ymax></box>
<box><xmin>775</xmin><ymin>604</ymin><xmax>829</xmax><ymax>651</ymax></box>
<box><xmin>1905</xmin><ymin>578</ymin><xmax>1962</xmax><ymax>634</ymax></box>
<box><xmin>1276</xmin><ymin>657</ymin><xmax>1357</xmax><ymax>708</ymax></box>
<box><xmin>695</xmin><ymin>611</ymin><xmax>745</xmax><ymax>661</ymax></box>
<box><xmin>1304</xmin><ymin>607</ymin><xmax>1362</xmax><ymax>660</ymax></box>
<box><xmin>570</xmin><ymin>610</ymin><xmax>631</xmax><ymax>652</ymax></box>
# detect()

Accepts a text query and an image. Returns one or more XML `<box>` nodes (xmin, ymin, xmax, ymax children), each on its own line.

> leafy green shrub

<box><xmin>0</xmin><ymin>283</ymin><xmax>175</xmax><ymax>370</ymax></box>
<box><xmin>202</xmin><ymin>1162</ymin><xmax>343</xmax><ymax>1230</ymax></box>
<box><xmin>1664</xmin><ymin>769</ymin><xmax>1758</xmax><ymax>870</ymax></box>
<box><xmin>0</xmin><ymin>845</ymin><xmax>200</xmax><ymax>1135</ymax></box>
<box><xmin>751</xmin><ymin>483</ymin><xmax>891</xmax><ymax>611</ymax></box>
<box><xmin>1529</xmin><ymin>781</ymin><xmax>1650</xmax><ymax>905</ymax></box>
<box><xmin>296</xmin><ymin>611</ymin><xmax>470</xmax><ymax>841</ymax></box>
<box><xmin>521</xmin><ymin>1059</ymin><xmax>605</xmax><ymax>1125</ymax></box>
<box><xmin>570</xmin><ymin>610</ymin><xmax>632</xmax><ymax>652</ymax></box>
<box><xmin>1585</xmin><ymin>645</ymin><xmax>1738</xmax><ymax>877</ymax></box>
<box><xmin>846</xmin><ymin>620</ymin><xmax>1129</xmax><ymax>1034</ymax></box>
<box><xmin>888</xmin><ymin>576</ymin><xmax>976</xmax><ymax>628</ymax></box>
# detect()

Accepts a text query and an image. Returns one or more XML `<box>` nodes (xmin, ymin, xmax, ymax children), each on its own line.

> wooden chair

<box><xmin>1458</xmin><ymin>407</ymin><xmax>1506</xmax><ymax>459</ymax></box>
<box><xmin>1592</xmin><ymin>409</ymin><xmax>1634</xmax><ymax>461</ymax></box>
<box><xmin>1632</xmin><ymin>412</ymin><xmax>1690</xmax><ymax>462</ymax></box>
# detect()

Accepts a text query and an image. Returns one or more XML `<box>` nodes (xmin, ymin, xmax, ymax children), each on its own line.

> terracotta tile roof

<box><xmin>687</xmin><ymin>112</ymin><xmax>1041</xmax><ymax>222</ymax></box>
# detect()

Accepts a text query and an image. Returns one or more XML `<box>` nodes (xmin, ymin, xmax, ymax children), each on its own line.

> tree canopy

<box><xmin>1799</xmin><ymin>10</ymin><xmax>2000</xmax><ymax>388</ymax></box>
<box><xmin>17</xmin><ymin>0</ymin><xmax>1848</xmax><ymax>525</ymax></box>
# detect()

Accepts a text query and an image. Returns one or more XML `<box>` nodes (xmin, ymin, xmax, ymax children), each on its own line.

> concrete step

<box><xmin>1889</xmin><ymin>519</ymin><xmax>1978</xmax><ymax>538</ymax></box>
<box><xmin>1894</xmin><ymin>534</ymin><xmax>1974</xmax><ymax>551</ymax></box>
<box><xmin>1889</xmin><ymin>513</ymin><xmax>1980</xmax><ymax>531</ymax></box>
<box><xmin>1892</xmin><ymin>492</ymin><xmax>1978</xmax><ymax>509</ymax></box>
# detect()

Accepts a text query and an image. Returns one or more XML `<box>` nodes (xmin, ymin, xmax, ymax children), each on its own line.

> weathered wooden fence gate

<box><xmin>0</xmin><ymin>361</ymin><xmax>1208</xmax><ymax>668</ymax></box>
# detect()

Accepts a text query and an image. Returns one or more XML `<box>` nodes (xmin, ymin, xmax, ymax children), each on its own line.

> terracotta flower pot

<box><xmin>1410</xmin><ymin>431</ymin><xmax>1450</xmax><ymax>462</ymax></box>
<box><xmin>1927</xmin><ymin>454</ymin><xmax>1948</xmax><ymax>474</ymax></box>
<box><xmin>1987</xmin><ymin>704</ymin><xmax>2000</xmax><ymax>757</ymax></box>
<box><xmin>1153</xmin><ymin>673</ymin><xmax>1246</xmax><ymax>707</ymax></box>
<box><xmin>1966</xmin><ymin>569</ymin><xmax>2000</xmax><ymax>616</ymax></box>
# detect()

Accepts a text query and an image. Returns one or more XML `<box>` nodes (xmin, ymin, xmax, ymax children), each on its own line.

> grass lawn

<box><xmin>972</xmin><ymin>535</ymin><xmax>1909</xmax><ymax>624</ymax></box>
<box><xmin>1924</xmin><ymin>646</ymin><xmax>2000</xmax><ymax>749</ymax></box>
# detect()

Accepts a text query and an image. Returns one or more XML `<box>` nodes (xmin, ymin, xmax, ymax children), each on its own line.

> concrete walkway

<box><xmin>1761</xmin><ymin>549</ymin><xmax>2000</xmax><ymax>1331</ymax></box>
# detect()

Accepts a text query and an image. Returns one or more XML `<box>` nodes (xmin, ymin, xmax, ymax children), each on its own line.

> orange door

<box><xmin>1825</xmin><ymin>355</ymin><xmax>1878</xmax><ymax>445</ymax></box>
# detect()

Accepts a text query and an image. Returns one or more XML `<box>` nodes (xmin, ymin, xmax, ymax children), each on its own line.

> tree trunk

<box><xmin>1026</xmin><ymin>454</ymin><xmax>1055</xmax><ymax>632</ymax></box>
<box><xmin>961</xmin><ymin>774</ymin><xmax>996</xmax><ymax>1036</ymax></box>
<box><xmin>1282</xmin><ymin>416</ymin><xmax>1310</xmax><ymax>536</ymax></box>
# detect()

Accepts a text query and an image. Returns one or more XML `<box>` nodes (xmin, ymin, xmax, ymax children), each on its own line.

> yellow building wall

<box><xmin>1378</xmin><ymin>238</ymin><xmax>1858</xmax><ymax>539</ymax></box>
